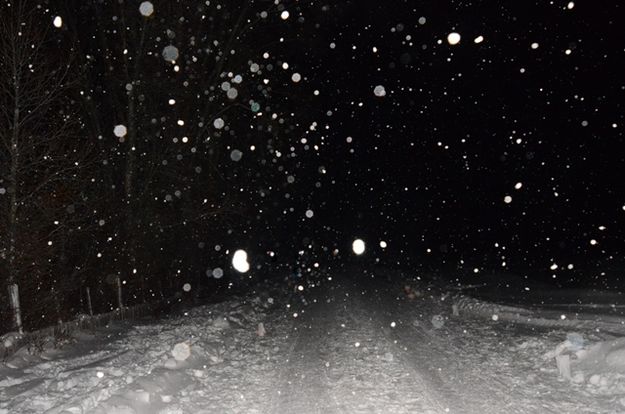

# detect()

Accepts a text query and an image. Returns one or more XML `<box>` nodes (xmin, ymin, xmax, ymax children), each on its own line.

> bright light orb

<box><xmin>213</xmin><ymin>118</ymin><xmax>225</xmax><ymax>129</ymax></box>
<box><xmin>232</xmin><ymin>249</ymin><xmax>250</xmax><ymax>273</ymax></box>
<box><xmin>113</xmin><ymin>125</ymin><xmax>127</xmax><ymax>138</ymax></box>
<box><xmin>447</xmin><ymin>32</ymin><xmax>461</xmax><ymax>45</ymax></box>
<box><xmin>373</xmin><ymin>85</ymin><xmax>386</xmax><ymax>97</ymax></box>
<box><xmin>139</xmin><ymin>1</ymin><xmax>154</xmax><ymax>17</ymax></box>
<box><xmin>352</xmin><ymin>239</ymin><xmax>365</xmax><ymax>255</ymax></box>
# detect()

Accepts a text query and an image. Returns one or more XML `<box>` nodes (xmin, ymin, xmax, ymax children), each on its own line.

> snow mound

<box><xmin>211</xmin><ymin>317</ymin><xmax>231</xmax><ymax>330</ymax></box>
<box><xmin>454</xmin><ymin>294</ymin><xmax>625</xmax><ymax>335</ymax></box>
<box><xmin>575</xmin><ymin>337</ymin><xmax>625</xmax><ymax>374</ymax></box>
<box><xmin>552</xmin><ymin>338</ymin><xmax>625</xmax><ymax>398</ymax></box>
<box><xmin>0</xmin><ymin>292</ymin><xmax>272</xmax><ymax>414</ymax></box>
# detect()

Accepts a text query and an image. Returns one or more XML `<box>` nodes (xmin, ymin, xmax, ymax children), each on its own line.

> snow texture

<box><xmin>2</xmin><ymin>270</ymin><xmax>624</xmax><ymax>413</ymax></box>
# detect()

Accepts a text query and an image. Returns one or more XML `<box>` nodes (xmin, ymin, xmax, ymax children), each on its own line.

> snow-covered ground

<box><xmin>2</xmin><ymin>268</ymin><xmax>625</xmax><ymax>413</ymax></box>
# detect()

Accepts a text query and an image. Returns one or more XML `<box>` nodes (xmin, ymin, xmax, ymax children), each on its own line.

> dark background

<box><xmin>1</xmin><ymin>0</ymin><xmax>624</xmax><ymax>333</ymax></box>
<box><xmin>296</xmin><ymin>0</ymin><xmax>625</xmax><ymax>287</ymax></box>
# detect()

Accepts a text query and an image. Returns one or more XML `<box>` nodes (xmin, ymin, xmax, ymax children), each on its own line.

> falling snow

<box><xmin>352</xmin><ymin>239</ymin><xmax>366</xmax><ymax>255</ymax></box>
<box><xmin>162</xmin><ymin>45</ymin><xmax>179</xmax><ymax>62</ymax></box>
<box><xmin>1</xmin><ymin>2</ymin><xmax>624</xmax><ymax>412</ymax></box>
<box><xmin>113</xmin><ymin>124</ymin><xmax>127</xmax><ymax>138</ymax></box>
<box><xmin>447</xmin><ymin>32</ymin><xmax>461</xmax><ymax>45</ymax></box>
<box><xmin>139</xmin><ymin>1</ymin><xmax>154</xmax><ymax>17</ymax></box>
<box><xmin>213</xmin><ymin>118</ymin><xmax>225</xmax><ymax>129</ymax></box>
<box><xmin>373</xmin><ymin>85</ymin><xmax>386</xmax><ymax>97</ymax></box>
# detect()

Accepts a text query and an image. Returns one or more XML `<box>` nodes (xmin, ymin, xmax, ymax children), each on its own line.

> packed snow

<box><xmin>2</xmin><ymin>268</ymin><xmax>625</xmax><ymax>413</ymax></box>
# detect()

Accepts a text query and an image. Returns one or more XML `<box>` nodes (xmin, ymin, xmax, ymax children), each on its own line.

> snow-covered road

<box><xmin>271</xmin><ymin>279</ymin><xmax>446</xmax><ymax>413</ymax></box>
<box><xmin>2</xmin><ymin>269</ymin><xmax>625</xmax><ymax>413</ymax></box>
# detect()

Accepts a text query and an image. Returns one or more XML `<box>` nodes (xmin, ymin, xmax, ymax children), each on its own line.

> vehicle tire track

<box><xmin>269</xmin><ymin>286</ymin><xmax>349</xmax><ymax>414</ymax></box>
<box><xmin>270</xmin><ymin>280</ymin><xmax>447</xmax><ymax>413</ymax></box>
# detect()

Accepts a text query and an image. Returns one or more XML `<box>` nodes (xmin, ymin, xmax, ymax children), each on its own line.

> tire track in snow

<box><xmin>345</xmin><ymin>282</ymin><xmax>452</xmax><ymax>413</ymax></box>
<box><xmin>270</xmin><ymin>280</ymin><xmax>447</xmax><ymax>413</ymax></box>
<box><xmin>269</xmin><ymin>284</ymin><xmax>348</xmax><ymax>414</ymax></box>
<box><xmin>353</xmin><ymin>276</ymin><xmax>517</xmax><ymax>413</ymax></box>
<box><xmin>358</xmin><ymin>275</ymin><xmax>617</xmax><ymax>413</ymax></box>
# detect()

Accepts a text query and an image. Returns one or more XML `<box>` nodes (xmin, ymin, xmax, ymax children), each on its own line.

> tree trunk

<box><xmin>116</xmin><ymin>275</ymin><xmax>124</xmax><ymax>311</ymax></box>
<box><xmin>7</xmin><ymin>284</ymin><xmax>23</xmax><ymax>334</ymax></box>
<box><xmin>86</xmin><ymin>287</ymin><xmax>93</xmax><ymax>316</ymax></box>
<box><xmin>124</xmin><ymin>87</ymin><xmax>145</xmax><ymax>300</ymax></box>
<box><xmin>7</xmin><ymin>50</ymin><xmax>22</xmax><ymax>333</ymax></box>
<box><xmin>53</xmin><ymin>288</ymin><xmax>63</xmax><ymax>324</ymax></box>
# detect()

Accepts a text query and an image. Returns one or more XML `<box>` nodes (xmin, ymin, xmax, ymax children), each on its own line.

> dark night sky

<box><xmin>40</xmin><ymin>0</ymin><xmax>624</xmax><ymax>287</ymax></box>
<box><xmin>6</xmin><ymin>0</ymin><xmax>625</xmax><ymax>290</ymax></box>
<box><xmin>4</xmin><ymin>0</ymin><xmax>625</xmax><ymax>336</ymax></box>
<box><xmin>263</xmin><ymin>0</ymin><xmax>625</xmax><ymax>286</ymax></box>
<box><xmin>2</xmin><ymin>0</ymin><xmax>625</xmax><ymax>334</ymax></box>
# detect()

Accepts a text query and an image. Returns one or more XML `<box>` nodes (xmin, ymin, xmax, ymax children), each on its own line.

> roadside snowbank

<box><xmin>0</xmin><ymin>294</ymin><xmax>278</xmax><ymax>414</ymax></box>
<box><xmin>454</xmin><ymin>294</ymin><xmax>625</xmax><ymax>335</ymax></box>
<box><xmin>3</xmin><ymin>271</ymin><xmax>625</xmax><ymax>413</ymax></box>
<box><xmin>452</xmin><ymin>291</ymin><xmax>625</xmax><ymax>408</ymax></box>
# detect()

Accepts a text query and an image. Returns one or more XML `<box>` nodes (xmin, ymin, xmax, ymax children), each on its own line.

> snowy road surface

<box><xmin>2</xmin><ymin>269</ymin><xmax>625</xmax><ymax>413</ymax></box>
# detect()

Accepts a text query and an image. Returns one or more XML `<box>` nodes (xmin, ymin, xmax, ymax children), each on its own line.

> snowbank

<box><xmin>454</xmin><ymin>294</ymin><xmax>625</xmax><ymax>335</ymax></box>
<box><xmin>0</xmin><ymin>292</ymin><xmax>277</xmax><ymax>414</ymax></box>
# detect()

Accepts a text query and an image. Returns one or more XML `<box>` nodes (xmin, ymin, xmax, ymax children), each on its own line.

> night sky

<box><xmin>275</xmin><ymin>0</ymin><xmax>625</xmax><ymax>287</ymax></box>
<box><xmin>2</xmin><ymin>0</ymin><xmax>625</xmax><ymax>332</ymax></box>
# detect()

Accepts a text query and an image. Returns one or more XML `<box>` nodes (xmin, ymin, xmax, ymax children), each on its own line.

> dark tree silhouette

<box><xmin>0</xmin><ymin>1</ymin><xmax>90</xmax><ymax>332</ymax></box>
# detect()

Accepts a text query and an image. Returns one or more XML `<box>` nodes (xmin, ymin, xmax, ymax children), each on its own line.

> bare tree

<box><xmin>62</xmin><ymin>0</ymin><xmax>313</xmax><ymax>301</ymax></box>
<box><xmin>0</xmin><ymin>1</ymin><xmax>89</xmax><ymax>333</ymax></box>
